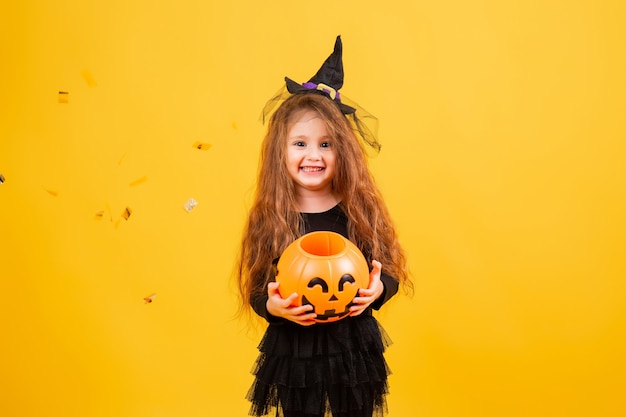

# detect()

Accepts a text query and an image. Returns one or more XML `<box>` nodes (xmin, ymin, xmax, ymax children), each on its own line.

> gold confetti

<box><xmin>0</xmin><ymin>174</ymin><xmax>5</xmax><ymax>184</ymax></box>
<box><xmin>43</xmin><ymin>187</ymin><xmax>59</xmax><ymax>196</ymax></box>
<box><xmin>58</xmin><ymin>91</ymin><xmax>69</xmax><ymax>103</ymax></box>
<box><xmin>121</xmin><ymin>207</ymin><xmax>132</xmax><ymax>220</ymax></box>
<box><xmin>129</xmin><ymin>175</ymin><xmax>148</xmax><ymax>187</ymax></box>
<box><xmin>94</xmin><ymin>210</ymin><xmax>105</xmax><ymax>220</ymax></box>
<box><xmin>144</xmin><ymin>294</ymin><xmax>156</xmax><ymax>304</ymax></box>
<box><xmin>192</xmin><ymin>141</ymin><xmax>212</xmax><ymax>151</ymax></box>
<box><xmin>183</xmin><ymin>197</ymin><xmax>198</xmax><ymax>212</ymax></box>
<box><xmin>80</xmin><ymin>69</ymin><xmax>97</xmax><ymax>87</ymax></box>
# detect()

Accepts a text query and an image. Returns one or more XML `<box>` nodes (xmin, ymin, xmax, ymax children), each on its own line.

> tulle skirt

<box><xmin>246</xmin><ymin>315</ymin><xmax>392</xmax><ymax>417</ymax></box>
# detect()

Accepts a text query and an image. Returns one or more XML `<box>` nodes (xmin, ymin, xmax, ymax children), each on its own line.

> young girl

<box><xmin>237</xmin><ymin>36</ymin><xmax>412</xmax><ymax>417</ymax></box>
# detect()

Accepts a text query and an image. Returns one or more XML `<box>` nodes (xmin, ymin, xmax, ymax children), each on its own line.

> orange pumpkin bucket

<box><xmin>276</xmin><ymin>231</ymin><xmax>370</xmax><ymax>323</ymax></box>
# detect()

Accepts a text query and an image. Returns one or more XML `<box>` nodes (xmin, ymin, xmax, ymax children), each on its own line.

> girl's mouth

<box><xmin>301</xmin><ymin>166</ymin><xmax>324</xmax><ymax>172</ymax></box>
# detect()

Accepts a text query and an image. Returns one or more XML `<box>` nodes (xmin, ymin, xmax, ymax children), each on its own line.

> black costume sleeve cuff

<box><xmin>251</xmin><ymin>294</ymin><xmax>286</xmax><ymax>325</ymax></box>
<box><xmin>370</xmin><ymin>272</ymin><xmax>399</xmax><ymax>310</ymax></box>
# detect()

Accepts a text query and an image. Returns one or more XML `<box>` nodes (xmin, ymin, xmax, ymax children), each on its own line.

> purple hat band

<box><xmin>301</xmin><ymin>82</ymin><xmax>341</xmax><ymax>101</ymax></box>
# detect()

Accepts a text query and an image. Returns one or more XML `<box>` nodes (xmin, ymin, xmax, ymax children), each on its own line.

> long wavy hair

<box><xmin>236</xmin><ymin>93</ymin><xmax>412</xmax><ymax>319</ymax></box>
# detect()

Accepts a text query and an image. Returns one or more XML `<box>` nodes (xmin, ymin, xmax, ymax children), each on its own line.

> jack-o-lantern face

<box><xmin>276</xmin><ymin>231</ymin><xmax>370</xmax><ymax>323</ymax></box>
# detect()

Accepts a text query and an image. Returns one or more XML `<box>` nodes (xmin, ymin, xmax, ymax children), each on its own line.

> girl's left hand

<box><xmin>349</xmin><ymin>260</ymin><xmax>384</xmax><ymax>317</ymax></box>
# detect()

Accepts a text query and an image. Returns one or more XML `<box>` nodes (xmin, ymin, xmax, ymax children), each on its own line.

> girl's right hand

<box><xmin>266</xmin><ymin>281</ymin><xmax>317</xmax><ymax>326</ymax></box>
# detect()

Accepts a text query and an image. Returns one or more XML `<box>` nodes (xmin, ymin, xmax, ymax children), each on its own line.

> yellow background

<box><xmin>1</xmin><ymin>1</ymin><xmax>625</xmax><ymax>416</ymax></box>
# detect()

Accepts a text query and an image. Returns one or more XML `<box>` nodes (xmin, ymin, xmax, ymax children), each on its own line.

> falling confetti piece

<box><xmin>94</xmin><ymin>210</ymin><xmax>105</xmax><ymax>220</ymax></box>
<box><xmin>231</xmin><ymin>121</ymin><xmax>238</xmax><ymax>130</ymax></box>
<box><xmin>43</xmin><ymin>187</ymin><xmax>59</xmax><ymax>197</ymax></box>
<box><xmin>121</xmin><ymin>207</ymin><xmax>132</xmax><ymax>220</ymax></box>
<box><xmin>129</xmin><ymin>175</ymin><xmax>148</xmax><ymax>187</ymax></box>
<box><xmin>144</xmin><ymin>294</ymin><xmax>157</xmax><ymax>304</ymax></box>
<box><xmin>184</xmin><ymin>197</ymin><xmax>198</xmax><ymax>212</ymax></box>
<box><xmin>58</xmin><ymin>91</ymin><xmax>69</xmax><ymax>103</ymax></box>
<box><xmin>0</xmin><ymin>174</ymin><xmax>5</xmax><ymax>184</ymax></box>
<box><xmin>80</xmin><ymin>69</ymin><xmax>97</xmax><ymax>87</ymax></box>
<box><xmin>192</xmin><ymin>141</ymin><xmax>212</xmax><ymax>151</ymax></box>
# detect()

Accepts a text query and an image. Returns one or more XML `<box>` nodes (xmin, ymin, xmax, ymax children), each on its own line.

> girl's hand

<box><xmin>266</xmin><ymin>281</ymin><xmax>317</xmax><ymax>326</ymax></box>
<box><xmin>350</xmin><ymin>260</ymin><xmax>384</xmax><ymax>317</ymax></box>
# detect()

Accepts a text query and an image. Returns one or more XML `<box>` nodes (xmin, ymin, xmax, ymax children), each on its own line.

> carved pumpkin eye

<box><xmin>307</xmin><ymin>277</ymin><xmax>329</xmax><ymax>292</ymax></box>
<box><xmin>338</xmin><ymin>274</ymin><xmax>355</xmax><ymax>291</ymax></box>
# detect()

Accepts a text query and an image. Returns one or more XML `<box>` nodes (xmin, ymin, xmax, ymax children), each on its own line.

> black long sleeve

<box><xmin>371</xmin><ymin>271</ymin><xmax>399</xmax><ymax>310</ymax></box>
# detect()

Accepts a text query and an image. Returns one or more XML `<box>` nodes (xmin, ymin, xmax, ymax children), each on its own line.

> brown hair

<box><xmin>236</xmin><ymin>93</ymin><xmax>412</xmax><ymax>318</ymax></box>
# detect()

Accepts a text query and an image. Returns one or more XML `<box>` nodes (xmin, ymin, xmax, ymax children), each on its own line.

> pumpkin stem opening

<box><xmin>300</xmin><ymin>232</ymin><xmax>346</xmax><ymax>256</ymax></box>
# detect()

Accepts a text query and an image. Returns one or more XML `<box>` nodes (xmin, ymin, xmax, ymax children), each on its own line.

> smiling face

<box><xmin>285</xmin><ymin>109</ymin><xmax>337</xmax><ymax>199</ymax></box>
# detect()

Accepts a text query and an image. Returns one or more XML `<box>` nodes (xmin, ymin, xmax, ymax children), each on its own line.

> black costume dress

<box><xmin>247</xmin><ymin>205</ymin><xmax>399</xmax><ymax>417</ymax></box>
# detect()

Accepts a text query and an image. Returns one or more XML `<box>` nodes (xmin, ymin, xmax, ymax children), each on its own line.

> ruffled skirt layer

<box><xmin>247</xmin><ymin>315</ymin><xmax>392</xmax><ymax>417</ymax></box>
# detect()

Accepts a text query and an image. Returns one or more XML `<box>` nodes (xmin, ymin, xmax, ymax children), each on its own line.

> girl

<box><xmin>237</xmin><ymin>36</ymin><xmax>412</xmax><ymax>417</ymax></box>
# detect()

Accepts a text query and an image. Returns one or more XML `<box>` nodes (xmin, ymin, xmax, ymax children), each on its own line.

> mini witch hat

<box><xmin>262</xmin><ymin>35</ymin><xmax>381</xmax><ymax>152</ymax></box>
<box><xmin>284</xmin><ymin>36</ymin><xmax>356</xmax><ymax>115</ymax></box>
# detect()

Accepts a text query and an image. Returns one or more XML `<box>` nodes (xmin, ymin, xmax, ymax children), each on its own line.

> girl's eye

<box><xmin>294</xmin><ymin>141</ymin><xmax>306</xmax><ymax>147</ymax></box>
<box><xmin>321</xmin><ymin>141</ymin><xmax>331</xmax><ymax>148</ymax></box>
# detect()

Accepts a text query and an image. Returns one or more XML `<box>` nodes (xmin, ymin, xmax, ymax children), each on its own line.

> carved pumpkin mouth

<box><xmin>302</xmin><ymin>295</ymin><xmax>355</xmax><ymax>321</ymax></box>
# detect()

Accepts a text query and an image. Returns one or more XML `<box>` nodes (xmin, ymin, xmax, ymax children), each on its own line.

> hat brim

<box><xmin>284</xmin><ymin>77</ymin><xmax>356</xmax><ymax>115</ymax></box>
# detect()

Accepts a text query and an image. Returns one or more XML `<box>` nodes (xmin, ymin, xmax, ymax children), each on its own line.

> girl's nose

<box><xmin>306</xmin><ymin>147</ymin><xmax>321</xmax><ymax>160</ymax></box>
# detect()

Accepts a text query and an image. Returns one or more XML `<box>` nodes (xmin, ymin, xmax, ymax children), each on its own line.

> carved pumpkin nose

<box><xmin>329</xmin><ymin>294</ymin><xmax>338</xmax><ymax>301</ymax></box>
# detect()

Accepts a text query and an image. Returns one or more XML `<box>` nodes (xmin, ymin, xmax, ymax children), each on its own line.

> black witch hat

<box><xmin>284</xmin><ymin>36</ymin><xmax>356</xmax><ymax>115</ymax></box>
<box><xmin>262</xmin><ymin>35</ymin><xmax>381</xmax><ymax>153</ymax></box>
